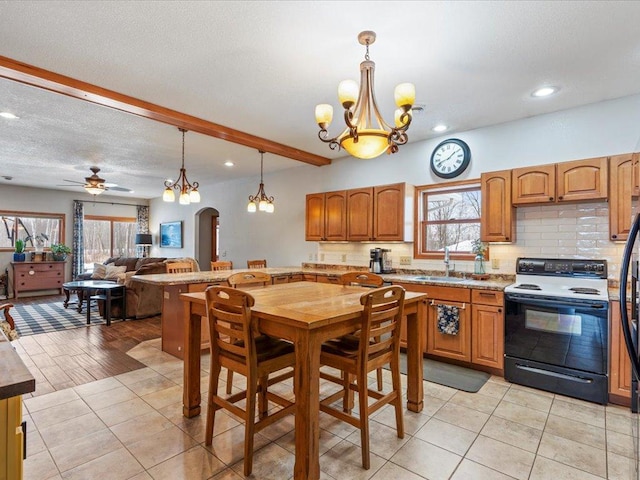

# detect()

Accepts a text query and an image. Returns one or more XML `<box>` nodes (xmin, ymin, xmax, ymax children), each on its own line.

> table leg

<box><xmin>86</xmin><ymin>292</ymin><xmax>91</xmax><ymax>325</ymax></box>
<box><xmin>406</xmin><ymin>300</ymin><xmax>426</xmax><ymax>412</ymax></box>
<box><xmin>183</xmin><ymin>302</ymin><xmax>202</xmax><ymax>418</ymax></box>
<box><xmin>77</xmin><ymin>290</ymin><xmax>84</xmax><ymax>313</ymax></box>
<box><xmin>105</xmin><ymin>289</ymin><xmax>112</xmax><ymax>326</ymax></box>
<box><xmin>293</xmin><ymin>329</ymin><xmax>321</xmax><ymax>480</ymax></box>
<box><xmin>63</xmin><ymin>288</ymin><xmax>70</xmax><ymax>308</ymax></box>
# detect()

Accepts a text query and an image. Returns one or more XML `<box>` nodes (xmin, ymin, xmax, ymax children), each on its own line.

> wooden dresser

<box><xmin>11</xmin><ymin>261</ymin><xmax>65</xmax><ymax>298</ymax></box>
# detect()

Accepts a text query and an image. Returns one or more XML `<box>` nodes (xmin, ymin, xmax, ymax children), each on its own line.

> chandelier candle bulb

<box><xmin>338</xmin><ymin>80</ymin><xmax>359</xmax><ymax>107</ymax></box>
<box><xmin>315</xmin><ymin>104</ymin><xmax>333</xmax><ymax>127</ymax></box>
<box><xmin>394</xmin><ymin>83</ymin><xmax>416</xmax><ymax>109</ymax></box>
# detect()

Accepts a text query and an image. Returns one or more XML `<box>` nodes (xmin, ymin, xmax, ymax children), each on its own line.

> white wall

<box><xmin>149</xmin><ymin>94</ymin><xmax>640</xmax><ymax>279</ymax></box>
<box><xmin>0</xmin><ymin>184</ymin><xmax>148</xmax><ymax>289</ymax></box>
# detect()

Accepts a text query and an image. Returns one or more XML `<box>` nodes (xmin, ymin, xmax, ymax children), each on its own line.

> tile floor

<box><xmin>18</xmin><ymin>337</ymin><xmax>640</xmax><ymax>480</ymax></box>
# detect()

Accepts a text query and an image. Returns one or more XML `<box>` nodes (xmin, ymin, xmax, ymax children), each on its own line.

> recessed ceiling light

<box><xmin>432</xmin><ymin>124</ymin><xmax>448</xmax><ymax>133</ymax></box>
<box><xmin>224</xmin><ymin>160</ymin><xmax>234</xmax><ymax>167</ymax></box>
<box><xmin>531</xmin><ymin>86</ymin><xmax>559</xmax><ymax>98</ymax></box>
<box><xmin>0</xmin><ymin>112</ymin><xmax>19</xmax><ymax>119</ymax></box>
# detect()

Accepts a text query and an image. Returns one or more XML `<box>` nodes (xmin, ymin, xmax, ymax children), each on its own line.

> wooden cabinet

<box><xmin>426</xmin><ymin>286</ymin><xmax>472</xmax><ymax>362</ymax></box>
<box><xmin>609</xmin><ymin>153</ymin><xmax>636</xmax><ymax>241</ymax></box>
<box><xmin>306</xmin><ymin>183</ymin><xmax>412</xmax><ymax>242</ymax></box>
<box><xmin>12</xmin><ymin>261</ymin><xmax>65</xmax><ymax>298</ymax></box>
<box><xmin>470</xmin><ymin>289</ymin><xmax>504</xmax><ymax>371</ymax></box>
<box><xmin>481</xmin><ymin>169</ymin><xmax>514</xmax><ymax>242</ymax></box>
<box><xmin>610</xmin><ymin>300</ymin><xmax>632</xmax><ymax>403</ymax></box>
<box><xmin>633</xmin><ymin>152</ymin><xmax>640</xmax><ymax>196</ymax></box>
<box><xmin>316</xmin><ymin>274</ymin><xmax>340</xmax><ymax>284</ymax></box>
<box><xmin>305</xmin><ymin>191</ymin><xmax>347</xmax><ymax>241</ymax></box>
<box><xmin>512</xmin><ymin>157</ymin><xmax>607</xmax><ymax>205</ymax></box>
<box><xmin>556</xmin><ymin>157</ymin><xmax>608</xmax><ymax>202</ymax></box>
<box><xmin>347</xmin><ymin>188</ymin><xmax>374</xmax><ymax>241</ymax></box>
<box><xmin>512</xmin><ymin>163</ymin><xmax>556</xmax><ymax>205</ymax></box>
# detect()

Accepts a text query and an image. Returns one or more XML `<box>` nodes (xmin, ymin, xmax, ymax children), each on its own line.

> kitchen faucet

<box><xmin>444</xmin><ymin>247</ymin><xmax>450</xmax><ymax>277</ymax></box>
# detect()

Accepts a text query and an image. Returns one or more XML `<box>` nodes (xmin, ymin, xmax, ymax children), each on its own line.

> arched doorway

<box><xmin>194</xmin><ymin>207</ymin><xmax>219</xmax><ymax>270</ymax></box>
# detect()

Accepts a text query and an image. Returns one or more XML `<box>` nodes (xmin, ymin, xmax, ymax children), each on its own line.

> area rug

<box><xmin>8</xmin><ymin>302</ymin><xmax>106</xmax><ymax>336</ymax></box>
<box><xmin>394</xmin><ymin>353</ymin><xmax>490</xmax><ymax>393</ymax></box>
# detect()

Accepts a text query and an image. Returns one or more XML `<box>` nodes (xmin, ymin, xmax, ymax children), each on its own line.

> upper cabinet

<box><xmin>305</xmin><ymin>190</ymin><xmax>347</xmax><ymax>241</ymax></box>
<box><xmin>306</xmin><ymin>183</ymin><xmax>412</xmax><ymax>242</ymax></box>
<box><xmin>512</xmin><ymin>157</ymin><xmax>607</xmax><ymax>205</ymax></box>
<box><xmin>481</xmin><ymin>169</ymin><xmax>514</xmax><ymax>242</ymax></box>
<box><xmin>609</xmin><ymin>153</ymin><xmax>635</xmax><ymax>241</ymax></box>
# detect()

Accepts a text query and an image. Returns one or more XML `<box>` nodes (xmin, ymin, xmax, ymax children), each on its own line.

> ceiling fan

<box><xmin>58</xmin><ymin>166</ymin><xmax>133</xmax><ymax>195</ymax></box>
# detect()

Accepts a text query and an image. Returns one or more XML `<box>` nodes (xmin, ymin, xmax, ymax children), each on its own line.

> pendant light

<box><xmin>163</xmin><ymin>128</ymin><xmax>200</xmax><ymax>205</ymax></box>
<box><xmin>247</xmin><ymin>150</ymin><xmax>275</xmax><ymax>213</ymax></box>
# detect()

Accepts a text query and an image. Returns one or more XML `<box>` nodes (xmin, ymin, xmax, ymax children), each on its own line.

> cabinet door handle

<box><xmin>558</xmin><ymin>195</ymin><xmax>563</xmax><ymax>200</ymax></box>
<box><xmin>28</xmin><ymin>270</ymin><xmax>35</xmax><ymax>276</ymax></box>
<box><xmin>498</xmin><ymin>308</ymin><xmax>502</xmax><ymax>313</ymax></box>
<box><xmin>549</xmin><ymin>197</ymin><xmax>554</xmax><ymax>201</ymax></box>
<box><xmin>612</xmin><ymin>234</ymin><xmax>618</xmax><ymax>239</ymax></box>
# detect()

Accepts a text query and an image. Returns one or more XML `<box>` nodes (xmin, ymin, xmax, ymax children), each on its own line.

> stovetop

<box><xmin>504</xmin><ymin>257</ymin><xmax>609</xmax><ymax>302</ymax></box>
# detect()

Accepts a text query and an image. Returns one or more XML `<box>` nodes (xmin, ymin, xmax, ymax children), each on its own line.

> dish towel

<box><xmin>437</xmin><ymin>304</ymin><xmax>460</xmax><ymax>335</ymax></box>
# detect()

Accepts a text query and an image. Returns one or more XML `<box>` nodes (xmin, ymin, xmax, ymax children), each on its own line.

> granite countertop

<box><xmin>133</xmin><ymin>266</ymin><xmax>512</xmax><ymax>291</ymax></box>
<box><xmin>0</xmin><ymin>330</ymin><xmax>35</xmax><ymax>400</ymax></box>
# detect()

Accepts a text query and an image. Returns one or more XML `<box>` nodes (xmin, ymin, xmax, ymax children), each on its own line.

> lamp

<box><xmin>247</xmin><ymin>150</ymin><xmax>275</xmax><ymax>213</ymax></box>
<box><xmin>315</xmin><ymin>31</ymin><xmax>415</xmax><ymax>159</ymax></box>
<box><xmin>163</xmin><ymin>128</ymin><xmax>201</xmax><ymax>205</ymax></box>
<box><xmin>135</xmin><ymin>233</ymin><xmax>153</xmax><ymax>258</ymax></box>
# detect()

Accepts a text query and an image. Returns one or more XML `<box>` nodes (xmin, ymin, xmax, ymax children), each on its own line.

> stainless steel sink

<box><xmin>410</xmin><ymin>276</ymin><xmax>465</xmax><ymax>283</ymax></box>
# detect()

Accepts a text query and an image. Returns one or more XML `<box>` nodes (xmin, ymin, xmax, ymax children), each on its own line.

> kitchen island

<box><xmin>1</xmin><ymin>329</ymin><xmax>36</xmax><ymax>480</ymax></box>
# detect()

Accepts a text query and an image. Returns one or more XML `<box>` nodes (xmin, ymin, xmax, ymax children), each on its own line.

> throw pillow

<box><xmin>104</xmin><ymin>265</ymin><xmax>127</xmax><ymax>280</ymax></box>
<box><xmin>91</xmin><ymin>263</ymin><xmax>107</xmax><ymax>279</ymax></box>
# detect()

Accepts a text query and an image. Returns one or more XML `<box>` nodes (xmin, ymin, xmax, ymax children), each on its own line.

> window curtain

<box><xmin>136</xmin><ymin>205</ymin><xmax>150</xmax><ymax>258</ymax></box>
<box><xmin>71</xmin><ymin>200</ymin><xmax>84</xmax><ymax>279</ymax></box>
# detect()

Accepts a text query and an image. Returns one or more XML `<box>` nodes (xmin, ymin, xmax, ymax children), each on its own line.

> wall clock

<box><xmin>430</xmin><ymin>138</ymin><xmax>471</xmax><ymax>179</ymax></box>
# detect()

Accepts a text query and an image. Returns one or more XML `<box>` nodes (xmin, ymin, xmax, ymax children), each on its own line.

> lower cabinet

<box><xmin>0</xmin><ymin>395</ymin><xmax>24</xmax><ymax>480</ymax></box>
<box><xmin>471</xmin><ymin>290</ymin><xmax>504</xmax><ymax>371</ymax></box>
<box><xmin>316</xmin><ymin>275</ymin><xmax>341</xmax><ymax>284</ymax></box>
<box><xmin>426</xmin><ymin>288</ymin><xmax>471</xmax><ymax>362</ymax></box>
<box><xmin>610</xmin><ymin>300</ymin><xmax>632</xmax><ymax>403</ymax></box>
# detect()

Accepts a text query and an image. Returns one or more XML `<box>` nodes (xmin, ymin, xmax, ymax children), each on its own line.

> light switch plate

<box><xmin>341</xmin><ymin>254</ymin><xmax>347</xmax><ymax>262</ymax></box>
<box><xmin>491</xmin><ymin>258</ymin><xmax>500</xmax><ymax>269</ymax></box>
<box><xmin>400</xmin><ymin>256</ymin><xmax>412</xmax><ymax>265</ymax></box>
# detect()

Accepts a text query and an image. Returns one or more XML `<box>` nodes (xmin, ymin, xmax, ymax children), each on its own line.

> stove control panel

<box><xmin>515</xmin><ymin>258</ymin><xmax>607</xmax><ymax>278</ymax></box>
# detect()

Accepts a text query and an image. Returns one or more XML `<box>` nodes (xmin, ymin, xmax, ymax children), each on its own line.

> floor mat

<box><xmin>8</xmin><ymin>302</ymin><xmax>106</xmax><ymax>336</ymax></box>
<box><xmin>395</xmin><ymin>353</ymin><xmax>490</xmax><ymax>393</ymax></box>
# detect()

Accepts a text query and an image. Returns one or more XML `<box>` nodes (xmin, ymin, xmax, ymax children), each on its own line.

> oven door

<box><xmin>504</xmin><ymin>293</ymin><xmax>609</xmax><ymax>404</ymax></box>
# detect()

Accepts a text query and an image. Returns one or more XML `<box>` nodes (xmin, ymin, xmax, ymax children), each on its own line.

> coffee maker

<box><xmin>370</xmin><ymin>248</ymin><xmax>392</xmax><ymax>274</ymax></box>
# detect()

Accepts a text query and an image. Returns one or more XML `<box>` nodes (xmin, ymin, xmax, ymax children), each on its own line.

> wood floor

<box><xmin>6</xmin><ymin>294</ymin><xmax>161</xmax><ymax>398</ymax></box>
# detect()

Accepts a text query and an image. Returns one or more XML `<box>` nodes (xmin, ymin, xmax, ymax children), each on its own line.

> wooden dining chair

<box><xmin>246</xmin><ymin>259</ymin><xmax>267</xmax><ymax>269</ymax></box>
<box><xmin>224</xmin><ymin>270</ymin><xmax>273</xmax><ymax>393</ymax></box>
<box><xmin>204</xmin><ymin>286</ymin><xmax>295</xmax><ymax>476</ymax></box>
<box><xmin>319</xmin><ymin>285</ymin><xmax>405</xmax><ymax>470</ymax></box>
<box><xmin>227</xmin><ymin>271</ymin><xmax>271</xmax><ymax>287</ymax></box>
<box><xmin>339</xmin><ymin>272</ymin><xmax>385</xmax><ymax>391</ymax></box>
<box><xmin>210</xmin><ymin>261</ymin><xmax>233</xmax><ymax>271</ymax></box>
<box><xmin>166</xmin><ymin>261</ymin><xmax>194</xmax><ymax>273</ymax></box>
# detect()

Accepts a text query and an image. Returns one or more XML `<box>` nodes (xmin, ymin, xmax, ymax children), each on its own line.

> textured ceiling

<box><xmin>1</xmin><ymin>1</ymin><xmax>640</xmax><ymax>198</ymax></box>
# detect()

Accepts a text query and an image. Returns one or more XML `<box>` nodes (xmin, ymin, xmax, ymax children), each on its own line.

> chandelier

<box><xmin>315</xmin><ymin>31</ymin><xmax>415</xmax><ymax>160</ymax></box>
<box><xmin>163</xmin><ymin>128</ymin><xmax>201</xmax><ymax>205</ymax></box>
<box><xmin>247</xmin><ymin>150</ymin><xmax>274</xmax><ymax>213</ymax></box>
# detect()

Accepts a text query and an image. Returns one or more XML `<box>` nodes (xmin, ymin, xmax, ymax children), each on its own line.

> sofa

<box><xmin>76</xmin><ymin>256</ymin><xmax>200</xmax><ymax>319</ymax></box>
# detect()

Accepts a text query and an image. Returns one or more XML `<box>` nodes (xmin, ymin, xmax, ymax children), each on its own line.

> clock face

<box><xmin>430</xmin><ymin>139</ymin><xmax>471</xmax><ymax>179</ymax></box>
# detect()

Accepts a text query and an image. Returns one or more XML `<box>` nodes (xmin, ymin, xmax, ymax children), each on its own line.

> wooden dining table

<box><xmin>180</xmin><ymin>281</ymin><xmax>427</xmax><ymax>480</ymax></box>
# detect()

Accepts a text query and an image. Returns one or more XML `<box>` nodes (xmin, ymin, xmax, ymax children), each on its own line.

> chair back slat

<box><xmin>227</xmin><ymin>271</ymin><xmax>272</xmax><ymax>288</ymax></box>
<box><xmin>247</xmin><ymin>259</ymin><xmax>267</xmax><ymax>269</ymax></box>
<box><xmin>205</xmin><ymin>286</ymin><xmax>256</xmax><ymax>366</ymax></box>
<box><xmin>358</xmin><ymin>286</ymin><xmax>405</xmax><ymax>362</ymax></box>
<box><xmin>166</xmin><ymin>261</ymin><xmax>194</xmax><ymax>274</ymax></box>
<box><xmin>211</xmin><ymin>261</ymin><xmax>233</xmax><ymax>271</ymax></box>
<box><xmin>340</xmin><ymin>272</ymin><xmax>384</xmax><ymax>288</ymax></box>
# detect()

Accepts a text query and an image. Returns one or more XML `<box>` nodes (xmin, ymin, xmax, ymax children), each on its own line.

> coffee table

<box><xmin>62</xmin><ymin>280</ymin><xmax>126</xmax><ymax>326</ymax></box>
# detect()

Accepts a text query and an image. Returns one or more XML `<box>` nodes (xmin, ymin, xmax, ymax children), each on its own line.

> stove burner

<box><xmin>515</xmin><ymin>284</ymin><xmax>542</xmax><ymax>291</ymax></box>
<box><xmin>569</xmin><ymin>287</ymin><xmax>600</xmax><ymax>295</ymax></box>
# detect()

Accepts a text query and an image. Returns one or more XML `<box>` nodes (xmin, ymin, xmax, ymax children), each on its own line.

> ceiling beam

<box><xmin>0</xmin><ymin>55</ymin><xmax>332</xmax><ymax>167</ymax></box>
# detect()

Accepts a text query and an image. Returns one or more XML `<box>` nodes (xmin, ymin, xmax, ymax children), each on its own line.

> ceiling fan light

<box><xmin>163</xmin><ymin>187</ymin><xmax>175</xmax><ymax>202</ymax></box>
<box><xmin>84</xmin><ymin>185</ymin><xmax>105</xmax><ymax>195</ymax></box>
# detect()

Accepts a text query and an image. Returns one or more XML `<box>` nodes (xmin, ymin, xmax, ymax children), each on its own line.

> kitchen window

<box><xmin>414</xmin><ymin>180</ymin><xmax>484</xmax><ymax>260</ymax></box>
<box><xmin>83</xmin><ymin>215</ymin><xmax>136</xmax><ymax>268</ymax></box>
<box><xmin>0</xmin><ymin>211</ymin><xmax>64</xmax><ymax>251</ymax></box>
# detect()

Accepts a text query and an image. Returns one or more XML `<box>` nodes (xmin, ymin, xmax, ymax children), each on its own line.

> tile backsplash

<box><xmin>315</xmin><ymin>201</ymin><xmax>626</xmax><ymax>282</ymax></box>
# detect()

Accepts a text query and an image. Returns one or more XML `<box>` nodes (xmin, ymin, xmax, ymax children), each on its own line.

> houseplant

<box><xmin>13</xmin><ymin>239</ymin><xmax>26</xmax><ymax>262</ymax></box>
<box><xmin>471</xmin><ymin>239</ymin><xmax>487</xmax><ymax>275</ymax></box>
<box><xmin>51</xmin><ymin>243</ymin><xmax>71</xmax><ymax>261</ymax></box>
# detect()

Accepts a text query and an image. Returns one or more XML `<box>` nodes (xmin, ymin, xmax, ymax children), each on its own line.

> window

<box><xmin>0</xmin><ymin>211</ymin><xmax>64</xmax><ymax>250</ymax></box>
<box><xmin>414</xmin><ymin>180</ymin><xmax>485</xmax><ymax>260</ymax></box>
<box><xmin>83</xmin><ymin>215</ymin><xmax>136</xmax><ymax>268</ymax></box>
